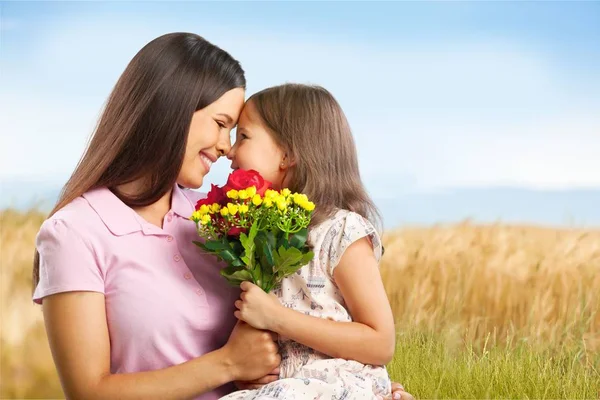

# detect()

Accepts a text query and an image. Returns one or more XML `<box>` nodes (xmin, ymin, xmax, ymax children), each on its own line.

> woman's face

<box><xmin>228</xmin><ymin>101</ymin><xmax>287</xmax><ymax>190</ymax></box>
<box><xmin>177</xmin><ymin>88</ymin><xmax>245</xmax><ymax>189</ymax></box>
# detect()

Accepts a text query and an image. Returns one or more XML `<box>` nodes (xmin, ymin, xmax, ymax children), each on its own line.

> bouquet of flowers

<box><xmin>190</xmin><ymin>169</ymin><xmax>315</xmax><ymax>293</ymax></box>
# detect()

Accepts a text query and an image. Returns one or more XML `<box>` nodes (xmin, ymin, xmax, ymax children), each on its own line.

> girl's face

<box><xmin>178</xmin><ymin>88</ymin><xmax>245</xmax><ymax>189</ymax></box>
<box><xmin>228</xmin><ymin>101</ymin><xmax>288</xmax><ymax>190</ymax></box>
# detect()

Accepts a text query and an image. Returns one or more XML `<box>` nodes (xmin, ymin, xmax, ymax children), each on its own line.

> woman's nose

<box><xmin>227</xmin><ymin>142</ymin><xmax>238</xmax><ymax>161</ymax></box>
<box><xmin>216</xmin><ymin>131</ymin><xmax>232</xmax><ymax>158</ymax></box>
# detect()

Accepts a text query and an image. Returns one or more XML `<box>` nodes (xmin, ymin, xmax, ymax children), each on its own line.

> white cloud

<box><xmin>2</xmin><ymin>14</ymin><xmax>599</xmax><ymax>195</ymax></box>
<box><xmin>356</xmin><ymin>113</ymin><xmax>600</xmax><ymax>197</ymax></box>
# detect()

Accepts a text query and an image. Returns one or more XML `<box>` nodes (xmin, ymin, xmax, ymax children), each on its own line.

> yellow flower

<box><xmin>220</xmin><ymin>207</ymin><xmax>229</xmax><ymax>217</ymax></box>
<box><xmin>200</xmin><ymin>214</ymin><xmax>212</xmax><ymax>225</ymax></box>
<box><xmin>303</xmin><ymin>201</ymin><xmax>315</xmax><ymax>212</ymax></box>
<box><xmin>271</xmin><ymin>193</ymin><xmax>282</xmax><ymax>204</ymax></box>
<box><xmin>246</xmin><ymin>186</ymin><xmax>257</xmax><ymax>197</ymax></box>
<box><xmin>238</xmin><ymin>189</ymin><xmax>249</xmax><ymax>200</ymax></box>
<box><xmin>276</xmin><ymin>198</ymin><xmax>287</xmax><ymax>211</ymax></box>
<box><xmin>293</xmin><ymin>193</ymin><xmax>308</xmax><ymax>205</ymax></box>
<box><xmin>281</xmin><ymin>188</ymin><xmax>291</xmax><ymax>197</ymax></box>
<box><xmin>263</xmin><ymin>198</ymin><xmax>273</xmax><ymax>208</ymax></box>
<box><xmin>238</xmin><ymin>204</ymin><xmax>249</xmax><ymax>214</ymax></box>
<box><xmin>252</xmin><ymin>194</ymin><xmax>262</xmax><ymax>206</ymax></box>
<box><xmin>226</xmin><ymin>189</ymin><xmax>239</xmax><ymax>199</ymax></box>
<box><xmin>265</xmin><ymin>189</ymin><xmax>278</xmax><ymax>199</ymax></box>
<box><xmin>227</xmin><ymin>203</ymin><xmax>239</xmax><ymax>215</ymax></box>
<box><xmin>198</xmin><ymin>204</ymin><xmax>210</xmax><ymax>215</ymax></box>
<box><xmin>211</xmin><ymin>203</ymin><xmax>221</xmax><ymax>213</ymax></box>
<box><xmin>190</xmin><ymin>211</ymin><xmax>201</xmax><ymax>222</ymax></box>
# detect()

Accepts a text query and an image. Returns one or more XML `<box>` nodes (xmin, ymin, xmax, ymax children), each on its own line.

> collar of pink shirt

<box><xmin>82</xmin><ymin>184</ymin><xmax>195</xmax><ymax>235</ymax></box>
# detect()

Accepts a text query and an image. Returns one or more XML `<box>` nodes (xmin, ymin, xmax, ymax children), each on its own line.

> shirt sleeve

<box><xmin>323</xmin><ymin>211</ymin><xmax>383</xmax><ymax>277</ymax></box>
<box><xmin>33</xmin><ymin>218</ymin><xmax>105</xmax><ymax>304</ymax></box>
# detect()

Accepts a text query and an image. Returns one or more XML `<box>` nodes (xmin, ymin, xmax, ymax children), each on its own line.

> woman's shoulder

<box><xmin>45</xmin><ymin>196</ymin><xmax>101</xmax><ymax>232</ymax></box>
<box><xmin>36</xmin><ymin>196</ymin><xmax>104</xmax><ymax>259</ymax></box>
<box><xmin>41</xmin><ymin>188</ymin><xmax>124</xmax><ymax>240</ymax></box>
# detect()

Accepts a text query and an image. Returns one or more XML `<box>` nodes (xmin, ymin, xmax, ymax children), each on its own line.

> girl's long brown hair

<box><xmin>33</xmin><ymin>32</ymin><xmax>245</xmax><ymax>290</ymax></box>
<box><xmin>247</xmin><ymin>84</ymin><xmax>382</xmax><ymax>231</ymax></box>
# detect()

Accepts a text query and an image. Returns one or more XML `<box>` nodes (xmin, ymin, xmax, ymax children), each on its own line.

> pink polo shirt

<box><xmin>33</xmin><ymin>184</ymin><xmax>240</xmax><ymax>399</ymax></box>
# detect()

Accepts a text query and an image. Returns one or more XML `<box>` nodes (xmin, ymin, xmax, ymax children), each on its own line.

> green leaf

<box><xmin>220</xmin><ymin>266</ymin><xmax>253</xmax><ymax>286</ymax></box>
<box><xmin>276</xmin><ymin>236</ymin><xmax>289</xmax><ymax>251</ymax></box>
<box><xmin>231</xmin><ymin>240</ymin><xmax>244</xmax><ymax>257</ymax></box>
<box><xmin>252</xmin><ymin>234</ymin><xmax>275</xmax><ymax>292</ymax></box>
<box><xmin>273</xmin><ymin>246</ymin><xmax>303</xmax><ymax>273</ymax></box>
<box><xmin>193</xmin><ymin>241</ymin><xmax>209</xmax><ymax>252</ymax></box>
<box><xmin>255</xmin><ymin>233</ymin><xmax>275</xmax><ymax>267</ymax></box>
<box><xmin>277</xmin><ymin>264</ymin><xmax>303</xmax><ymax>278</ymax></box>
<box><xmin>273</xmin><ymin>249</ymin><xmax>315</xmax><ymax>278</ymax></box>
<box><xmin>289</xmin><ymin>228</ymin><xmax>309</xmax><ymax>248</ymax></box>
<box><xmin>239</xmin><ymin>222</ymin><xmax>259</xmax><ymax>268</ymax></box>
<box><xmin>274</xmin><ymin>250</ymin><xmax>315</xmax><ymax>277</ymax></box>
<box><xmin>216</xmin><ymin>249</ymin><xmax>244</xmax><ymax>267</ymax></box>
<box><xmin>299</xmin><ymin>250</ymin><xmax>315</xmax><ymax>266</ymax></box>
<box><xmin>265</xmin><ymin>230</ymin><xmax>277</xmax><ymax>248</ymax></box>
<box><xmin>203</xmin><ymin>240</ymin><xmax>230</xmax><ymax>251</ymax></box>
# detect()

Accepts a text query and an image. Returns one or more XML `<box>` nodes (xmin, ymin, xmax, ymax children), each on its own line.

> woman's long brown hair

<box><xmin>33</xmin><ymin>32</ymin><xmax>245</xmax><ymax>290</ymax></box>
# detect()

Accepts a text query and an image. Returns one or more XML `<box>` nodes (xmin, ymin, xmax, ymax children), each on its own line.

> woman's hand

<box><xmin>221</xmin><ymin>320</ymin><xmax>281</xmax><ymax>382</ymax></box>
<box><xmin>233</xmin><ymin>367</ymin><xmax>280</xmax><ymax>390</ymax></box>
<box><xmin>234</xmin><ymin>282</ymin><xmax>283</xmax><ymax>330</ymax></box>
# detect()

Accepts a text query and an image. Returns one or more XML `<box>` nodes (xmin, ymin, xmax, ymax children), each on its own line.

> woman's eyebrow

<box><xmin>216</xmin><ymin>113</ymin><xmax>234</xmax><ymax>124</ymax></box>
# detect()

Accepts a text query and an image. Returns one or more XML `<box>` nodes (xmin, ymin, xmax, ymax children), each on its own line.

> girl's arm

<box><xmin>43</xmin><ymin>291</ymin><xmax>280</xmax><ymax>400</ymax></box>
<box><xmin>235</xmin><ymin>237</ymin><xmax>396</xmax><ymax>366</ymax></box>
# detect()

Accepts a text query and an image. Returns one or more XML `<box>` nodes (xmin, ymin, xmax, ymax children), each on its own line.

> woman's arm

<box><xmin>43</xmin><ymin>291</ymin><xmax>280</xmax><ymax>400</ymax></box>
<box><xmin>235</xmin><ymin>237</ymin><xmax>396</xmax><ymax>366</ymax></box>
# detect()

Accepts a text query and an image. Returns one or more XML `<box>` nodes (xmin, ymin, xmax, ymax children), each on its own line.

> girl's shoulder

<box><xmin>310</xmin><ymin>209</ymin><xmax>383</xmax><ymax>276</ymax></box>
<box><xmin>313</xmin><ymin>209</ymin><xmax>378</xmax><ymax>238</ymax></box>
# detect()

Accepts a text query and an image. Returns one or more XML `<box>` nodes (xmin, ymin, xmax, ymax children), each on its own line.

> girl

<box><xmin>222</xmin><ymin>84</ymin><xmax>401</xmax><ymax>400</ymax></box>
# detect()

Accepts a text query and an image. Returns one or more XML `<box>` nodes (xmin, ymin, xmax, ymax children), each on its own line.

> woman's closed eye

<box><xmin>215</xmin><ymin>120</ymin><xmax>227</xmax><ymax>129</ymax></box>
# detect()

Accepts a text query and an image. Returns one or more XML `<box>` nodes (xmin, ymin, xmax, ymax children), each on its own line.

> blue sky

<box><xmin>1</xmin><ymin>2</ymin><xmax>599</xmax><ymax>226</ymax></box>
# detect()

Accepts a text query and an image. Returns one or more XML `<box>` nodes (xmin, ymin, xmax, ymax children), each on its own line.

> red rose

<box><xmin>227</xmin><ymin>226</ymin><xmax>248</xmax><ymax>236</ymax></box>
<box><xmin>195</xmin><ymin>184</ymin><xmax>226</xmax><ymax>210</ymax></box>
<box><xmin>223</xmin><ymin>169</ymin><xmax>271</xmax><ymax>196</ymax></box>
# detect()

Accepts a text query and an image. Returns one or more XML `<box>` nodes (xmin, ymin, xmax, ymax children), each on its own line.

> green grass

<box><xmin>387</xmin><ymin>331</ymin><xmax>600</xmax><ymax>399</ymax></box>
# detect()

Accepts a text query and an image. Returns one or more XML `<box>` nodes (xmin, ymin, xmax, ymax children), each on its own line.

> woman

<box><xmin>32</xmin><ymin>32</ymin><xmax>410</xmax><ymax>400</ymax></box>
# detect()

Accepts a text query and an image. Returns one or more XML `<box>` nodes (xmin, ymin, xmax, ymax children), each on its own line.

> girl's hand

<box><xmin>382</xmin><ymin>382</ymin><xmax>414</xmax><ymax>400</ymax></box>
<box><xmin>234</xmin><ymin>281</ymin><xmax>283</xmax><ymax>330</ymax></box>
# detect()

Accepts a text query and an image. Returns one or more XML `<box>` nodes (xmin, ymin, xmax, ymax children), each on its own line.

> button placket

<box><xmin>163</xmin><ymin>224</ymin><xmax>208</xmax><ymax>306</ymax></box>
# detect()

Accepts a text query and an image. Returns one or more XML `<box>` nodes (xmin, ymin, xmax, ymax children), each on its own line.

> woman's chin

<box><xmin>177</xmin><ymin>175</ymin><xmax>204</xmax><ymax>190</ymax></box>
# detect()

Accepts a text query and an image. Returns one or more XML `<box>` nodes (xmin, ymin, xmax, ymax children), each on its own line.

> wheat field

<box><xmin>1</xmin><ymin>209</ymin><xmax>599</xmax><ymax>398</ymax></box>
